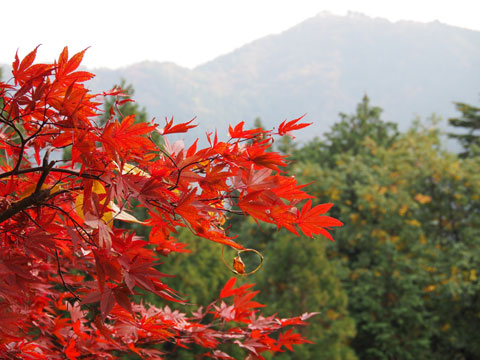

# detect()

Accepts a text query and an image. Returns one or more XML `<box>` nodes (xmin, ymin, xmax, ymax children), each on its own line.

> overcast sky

<box><xmin>3</xmin><ymin>0</ymin><xmax>479</xmax><ymax>69</ymax></box>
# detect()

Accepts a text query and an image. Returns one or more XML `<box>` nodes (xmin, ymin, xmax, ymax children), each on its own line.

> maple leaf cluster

<box><xmin>0</xmin><ymin>47</ymin><xmax>342</xmax><ymax>359</ymax></box>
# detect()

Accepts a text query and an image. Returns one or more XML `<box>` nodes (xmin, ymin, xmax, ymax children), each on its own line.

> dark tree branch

<box><xmin>0</xmin><ymin>188</ymin><xmax>51</xmax><ymax>224</ymax></box>
<box><xmin>0</xmin><ymin>166</ymin><xmax>103</xmax><ymax>180</ymax></box>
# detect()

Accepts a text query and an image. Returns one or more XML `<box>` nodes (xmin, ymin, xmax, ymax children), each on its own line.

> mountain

<box><xmin>6</xmin><ymin>12</ymin><xmax>480</xmax><ymax>143</ymax></box>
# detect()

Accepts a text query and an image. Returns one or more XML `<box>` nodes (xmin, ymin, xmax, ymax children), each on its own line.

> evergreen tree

<box><xmin>254</xmin><ymin>230</ymin><xmax>357</xmax><ymax>360</ymax></box>
<box><xmin>277</xmin><ymin>133</ymin><xmax>296</xmax><ymax>154</ymax></box>
<box><xmin>294</xmin><ymin>95</ymin><xmax>398</xmax><ymax>167</ymax></box>
<box><xmin>295</xmin><ymin>97</ymin><xmax>480</xmax><ymax>359</ymax></box>
<box><xmin>157</xmin><ymin>229</ymin><xmax>231</xmax><ymax>307</ymax></box>
<box><xmin>448</xmin><ymin>101</ymin><xmax>480</xmax><ymax>157</ymax></box>
<box><xmin>325</xmin><ymin>95</ymin><xmax>398</xmax><ymax>153</ymax></box>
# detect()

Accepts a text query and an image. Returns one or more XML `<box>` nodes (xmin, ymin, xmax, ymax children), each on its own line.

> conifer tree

<box><xmin>448</xmin><ymin>101</ymin><xmax>480</xmax><ymax>157</ymax></box>
<box><xmin>297</xmin><ymin>97</ymin><xmax>480</xmax><ymax>359</ymax></box>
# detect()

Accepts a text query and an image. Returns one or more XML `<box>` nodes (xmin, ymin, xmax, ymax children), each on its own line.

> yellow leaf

<box><xmin>470</xmin><ymin>269</ymin><xmax>477</xmax><ymax>282</ymax></box>
<box><xmin>399</xmin><ymin>205</ymin><xmax>408</xmax><ymax>216</ymax></box>
<box><xmin>419</xmin><ymin>234</ymin><xmax>427</xmax><ymax>245</ymax></box>
<box><xmin>330</xmin><ymin>187</ymin><xmax>340</xmax><ymax>201</ymax></box>
<box><xmin>326</xmin><ymin>309</ymin><xmax>340</xmax><ymax>320</ymax></box>
<box><xmin>423</xmin><ymin>285</ymin><xmax>436</xmax><ymax>292</ymax></box>
<box><xmin>363</xmin><ymin>193</ymin><xmax>374</xmax><ymax>202</ymax></box>
<box><xmin>109</xmin><ymin>202</ymin><xmax>142</xmax><ymax>224</ymax></box>
<box><xmin>118</xmin><ymin>162</ymin><xmax>150</xmax><ymax>177</ymax></box>
<box><xmin>19</xmin><ymin>183</ymin><xmax>62</xmax><ymax>200</ymax></box>
<box><xmin>407</xmin><ymin>219</ymin><xmax>421</xmax><ymax>227</ymax></box>
<box><xmin>74</xmin><ymin>180</ymin><xmax>108</xmax><ymax>219</ymax></box>
<box><xmin>349</xmin><ymin>213</ymin><xmax>360</xmax><ymax>223</ymax></box>
<box><xmin>73</xmin><ymin>181</ymin><xmax>142</xmax><ymax>226</ymax></box>
<box><xmin>414</xmin><ymin>193</ymin><xmax>432</xmax><ymax>204</ymax></box>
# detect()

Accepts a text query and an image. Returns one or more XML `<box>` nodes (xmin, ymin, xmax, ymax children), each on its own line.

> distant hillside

<box><xmin>6</xmin><ymin>13</ymin><xmax>480</xmax><ymax>143</ymax></box>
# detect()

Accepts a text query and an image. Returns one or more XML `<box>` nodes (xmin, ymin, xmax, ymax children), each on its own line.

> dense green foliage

<box><xmin>292</xmin><ymin>97</ymin><xmax>480</xmax><ymax>359</ymax></box>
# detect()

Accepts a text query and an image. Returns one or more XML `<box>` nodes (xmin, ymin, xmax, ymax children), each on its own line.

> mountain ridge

<box><xmin>2</xmin><ymin>13</ymin><xmax>479</xmax><ymax>143</ymax></box>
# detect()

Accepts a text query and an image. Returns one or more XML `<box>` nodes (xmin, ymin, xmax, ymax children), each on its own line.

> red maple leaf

<box><xmin>278</xmin><ymin>115</ymin><xmax>311</xmax><ymax>138</ymax></box>
<box><xmin>297</xmin><ymin>200</ymin><xmax>344</xmax><ymax>239</ymax></box>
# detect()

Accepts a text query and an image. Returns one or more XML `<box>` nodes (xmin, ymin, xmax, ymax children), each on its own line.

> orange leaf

<box><xmin>233</xmin><ymin>255</ymin><xmax>246</xmax><ymax>274</ymax></box>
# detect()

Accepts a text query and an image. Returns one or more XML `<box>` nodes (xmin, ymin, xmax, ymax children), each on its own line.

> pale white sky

<box><xmin>2</xmin><ymin>0</ymin><xmax>479</xmax><ymax>69</ymax></box>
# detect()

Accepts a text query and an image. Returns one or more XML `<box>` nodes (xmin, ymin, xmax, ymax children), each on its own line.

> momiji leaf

<box><xmin>228</xmin><ymin>121</ymin><xmax>267</xmax><ymax>139</ymax></box>
<box><xmin>100</xmin><ymin>287</ymin><xmax>115</xmax><ymax>320</ymax></box>
<box><xmin>246</xmin><ymin>147</ymin><xmax>288</xmax><ymax>171</ymax></box>
<box><xmin>113</xmin><ymin>287</ymin><xmax>133</xmax><ymax>313</ymax></box>
<box><xmin>65</xmin><ymin>48</ymin><xmax>88</xmax><ymax>75</ymax></box>
<box><xmin>80</xmin><ymin>291</ymin><xmax>102</xmax><ymax>305</ymax></box>
<box><xmin>102</xmin><ymin>114</ymin><xmax>156</xmax><ymax>156</ymax></box>
<box><xmin>57</xmin><ymin>46</ymin><xmax>69</xmax><ymax>72</ymax></box>
<box><xmin>93</xmin><ymin>250</ymin><xmax>106</xmax><ymax>292</ymax></box>
<box><xmin>158</xmin><ymin>116</ymin><xmax>197</xmax><ymax>135</ymax></box>
<box><xmin>278</xmin><ymin>115</ymin><xmax>312</xmax><ymax>138</ymax></box>
<box><xmin>277</xmin><ymin>329</ymin><xmax>312</xmax><ymax>351</ymax></box>
<box><xmin>220</xmin><ymin>278</ymin><xmax>237</xmax><ymax>298</ymax></box>
<box><xmin>124</xmin><ymin>272</ymin><xmax>136</xmax><ymax>292</ymax></box>
<box><xmin>65</xmin><ymin>339</ymin><xmax>81</xmax><ymax>360</ymax></box>
<box><xmin>64</xmin><ymin>70</ymin><xmax>95</xmax><ymax>83</ymax></box>
<box><xmin>13</xmin><ymin>45</ymin><xmax>40</xmax><ymax>81</ymax></box>
<box><xmin>297</xmin><ymin>200</ymin><xmax>343</xmax><ymax>239</ymax></box>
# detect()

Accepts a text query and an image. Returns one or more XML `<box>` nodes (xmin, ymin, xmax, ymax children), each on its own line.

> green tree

<box><xmin>296</xmin><ymin>97</ymin><xmax>480</xmax><ymax>359</ymax></box>
<box><xmin>158</xmin><ymin>228</ymin><xmax>231</xmax><ymax>307</ymax></box>
<box><xmin>294</xmin><ymin>95</ymin><xmax>398</xmax><ymax>167</ymax></box>
<box><xmin>448</xmin><ymin>101</ymin><xmax>480</xmax><ymax>157</ymax></box>
<box><xmin>254</xmin><ymin>230</ymin><xmax>357</xmax><ymax>360</ymax></box>
<box><xmin>277</xmin><ymin>133</ymin><xmax>296</xmax><ymax>154</ymax></box>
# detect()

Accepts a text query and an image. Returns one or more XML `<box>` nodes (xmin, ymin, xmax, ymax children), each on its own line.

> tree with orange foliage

<box><xmin>0</xmin><ymin>47</ymin><xmax>342</xmax><ymax>359</ymax></box>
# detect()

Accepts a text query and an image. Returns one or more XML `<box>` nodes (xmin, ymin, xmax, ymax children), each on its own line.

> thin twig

<box><xmin>43</xmin><ymin>203</ymin><xmax>96</xmax><ymax>247</ymax></box>
<box><xmin>55</xmin><ymin>248</ymin><xmax>81</xmax><ymax>302</ymax></box>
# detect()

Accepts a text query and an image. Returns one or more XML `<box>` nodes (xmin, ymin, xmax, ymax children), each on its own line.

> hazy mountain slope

<box><xmin>85</xmin><ymin>13</ymin><xmax>480</xmax><ymax>141</ymax></box>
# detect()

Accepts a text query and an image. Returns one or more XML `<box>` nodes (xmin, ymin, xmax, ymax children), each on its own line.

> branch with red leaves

<box><xmin>0</xmin><ymin>46</ymin><xmax>342</xmax><ymax>359</ymax></box>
